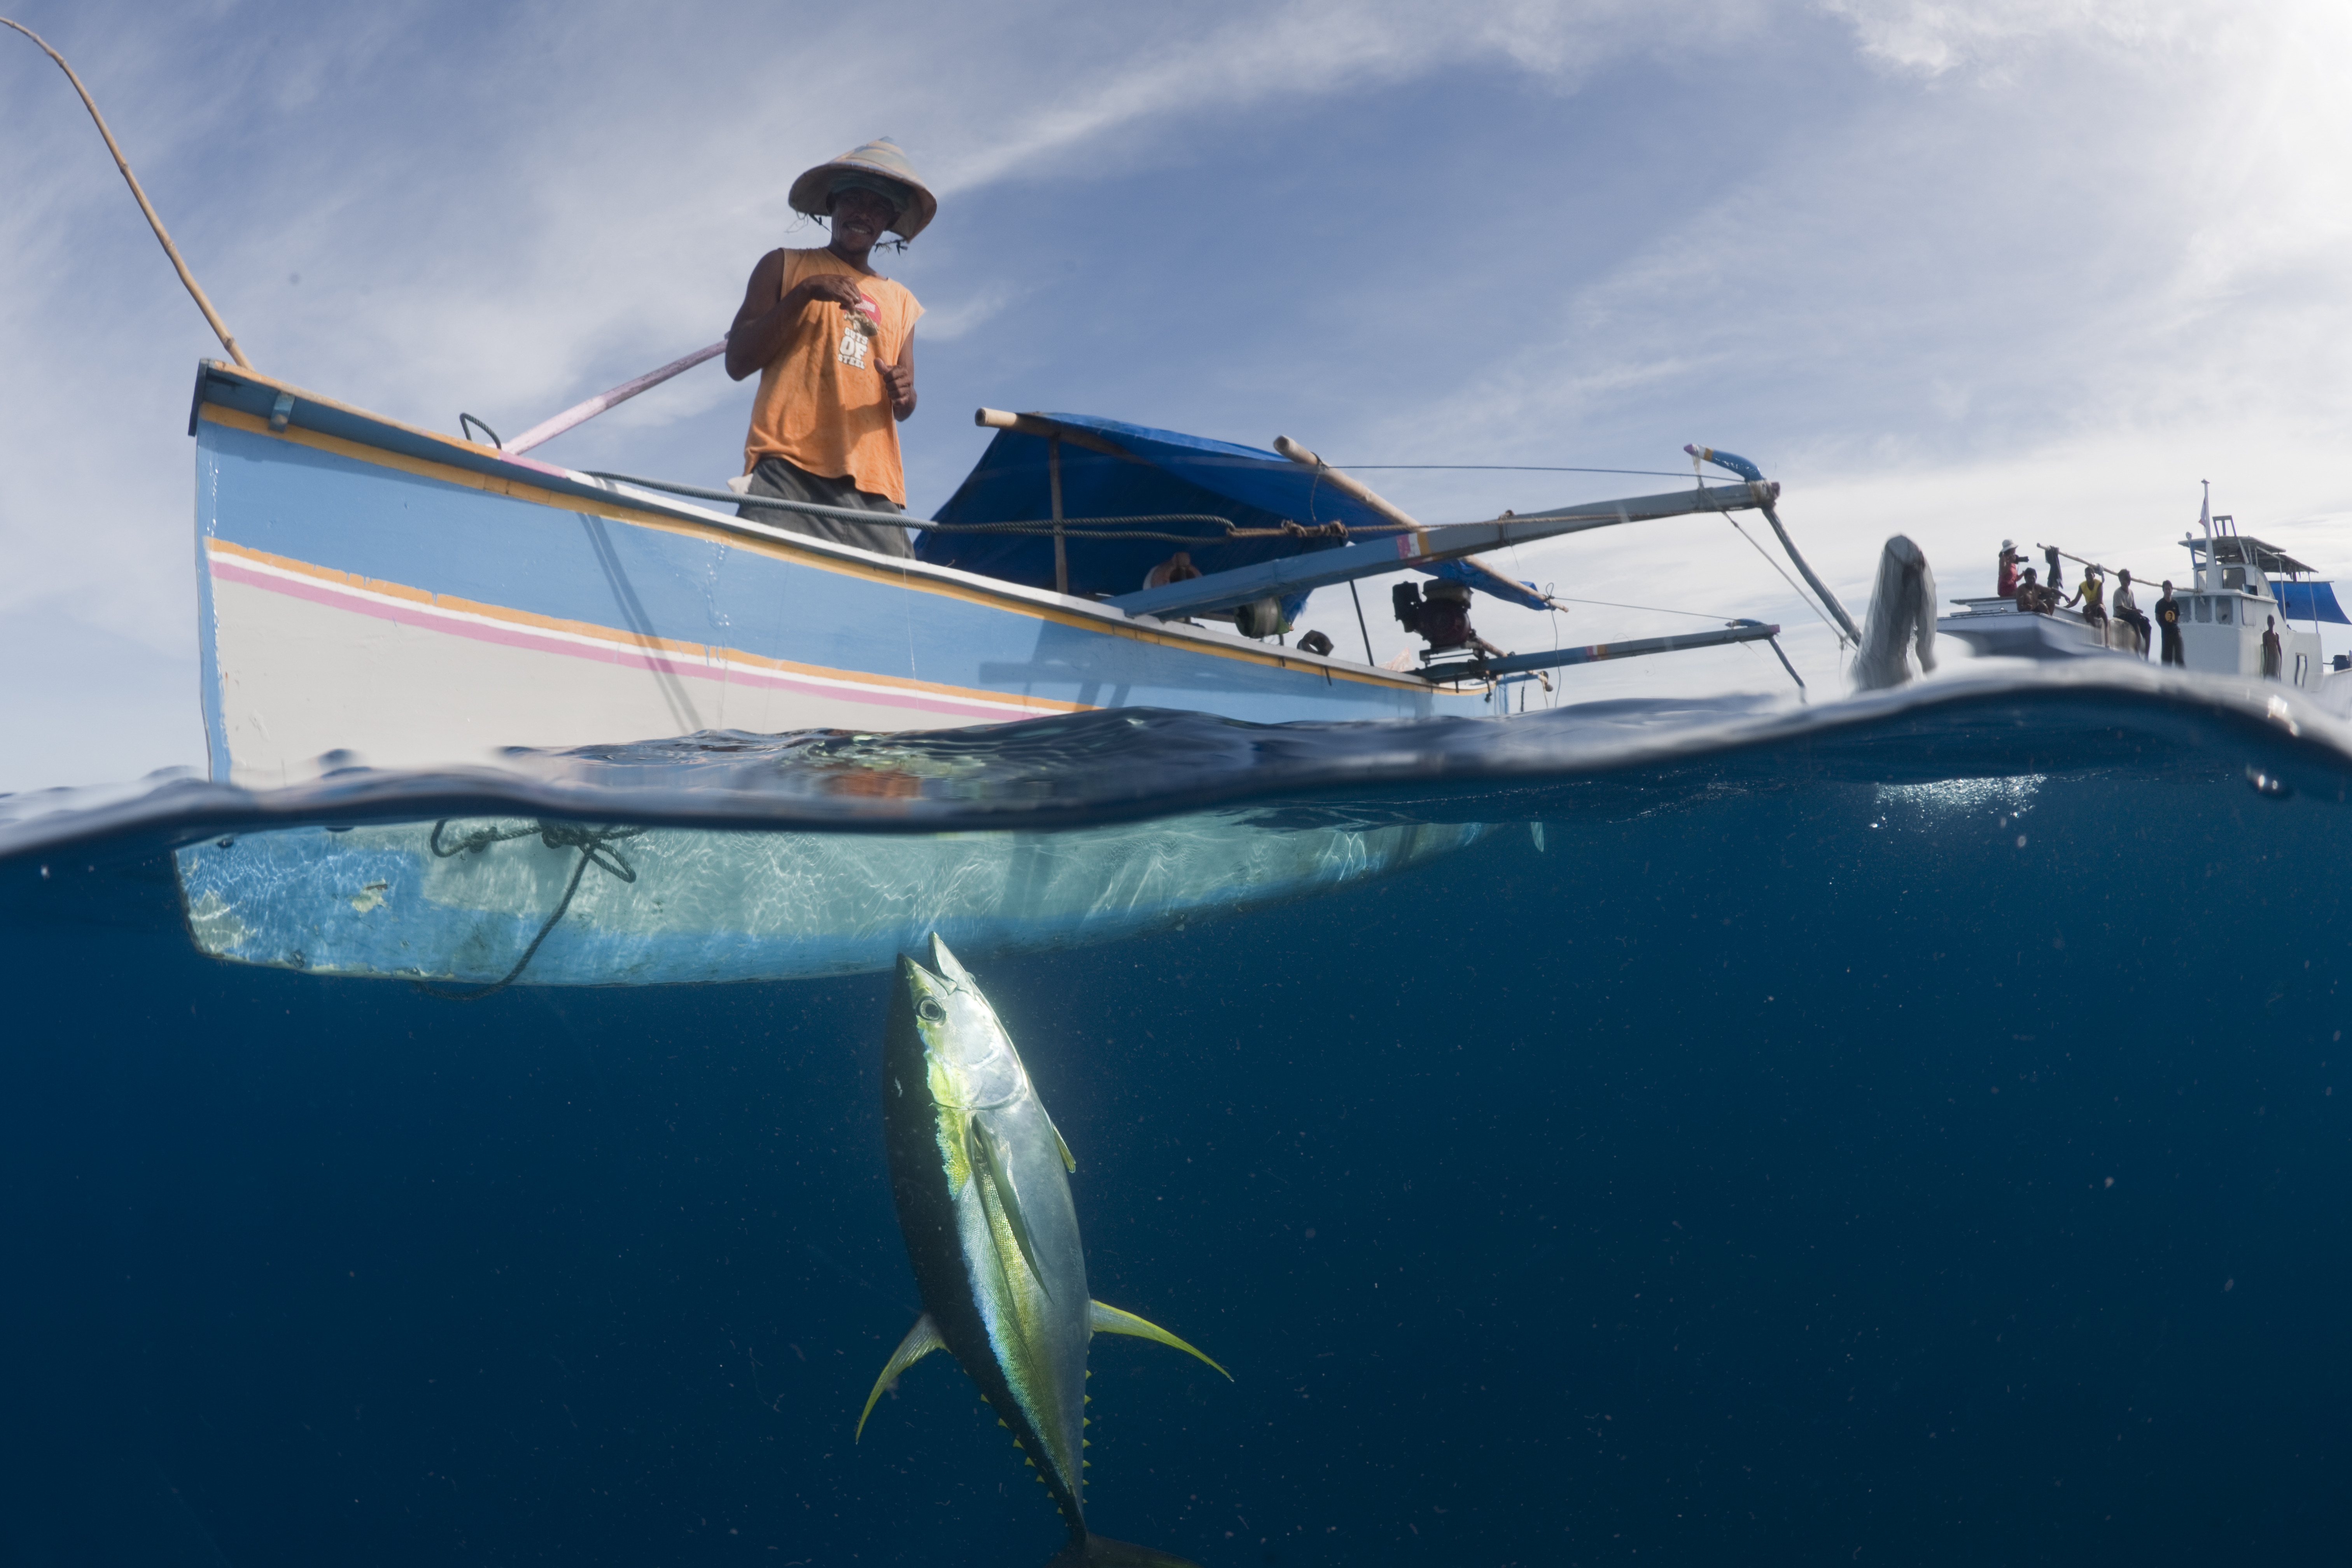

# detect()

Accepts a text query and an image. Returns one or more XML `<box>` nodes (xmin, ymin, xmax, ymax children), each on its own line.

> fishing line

<box><xmin>1543</xmin><ymin>595</ymin><xmax>1743</xmax><ymax>621</ymax></box>
<box><xmin>1722</xmin><ymin>511</ymin><xmax>1845</xmax><ymax>644</ymax></box>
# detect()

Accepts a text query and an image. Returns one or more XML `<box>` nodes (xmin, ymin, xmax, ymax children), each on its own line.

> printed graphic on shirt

<box><xmin>837</xmin><ymin>292</ymin><xmax>879</xmax><ymax>368</ymax></box>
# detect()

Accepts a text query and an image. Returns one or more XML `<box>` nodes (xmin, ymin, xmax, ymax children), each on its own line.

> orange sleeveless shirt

<box><xmin>742</xmin><ymin>248</ymin><xmax>923</xmax><ymax>504</ymax></box>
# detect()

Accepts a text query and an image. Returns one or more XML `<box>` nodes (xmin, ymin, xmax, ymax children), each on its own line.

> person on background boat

<box><xmin>2073</xmin><ymin>566</ymin><xmax>2106</xmax><ymax>634</ymax></box>
<box><xmin>1996</xmin><ymin>540</ymin><xmax>2022</xmax><ymax>598</ymax></box>
<box><xmin>2156</xmin><ymin>580</ymin><xmax>2184</xmax><ymax>665</ymax></box>
<box><xmin>726</xmin><ymin>138</ymin><xmax>934</xmax><ymax>558</ymax></box>
<box><xmin>2014</xmin><ymin>566</ymin><xmax>2051</xmax><ymax>614</ymax></box>
<box><xmin>1143</xmin><ymin>551</ymin><xmax>1203</xmax><ymax>590</ymax></box>
<box><xmin>2263</xmin><ymin>614</ymin><xmax>2283</xmax><ymax>679</ymax></box>
<box><xmin>2113</xmin><ymin>569</ymin><xmax>2150</xmax><ymax>657</ymax></box>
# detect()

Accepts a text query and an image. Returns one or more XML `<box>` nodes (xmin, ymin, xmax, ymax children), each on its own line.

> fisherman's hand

<box><xmin>879</xmin><ymin>356</ymin><xmax>916</xmax><ymax>417</ymax></box>
<box><xmin>796</xmin><ymin>274</ymin><xmax>869</xmax><ymax>310</ymax></box>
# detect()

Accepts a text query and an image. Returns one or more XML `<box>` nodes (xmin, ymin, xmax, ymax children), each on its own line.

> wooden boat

<box><xmin>190</xmin><ymin>361</ymin><xmax>1798</xmax><ymax>785</ymax></box>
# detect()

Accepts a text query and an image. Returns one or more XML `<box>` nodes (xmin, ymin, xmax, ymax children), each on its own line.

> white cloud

<box><xmin>1816</xmin><ymin>0</ymin><xmax>2200</xmax><ymax>78</ymax></box>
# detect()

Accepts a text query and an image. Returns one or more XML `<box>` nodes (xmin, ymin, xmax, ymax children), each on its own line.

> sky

<box><xmin>2</xmin><ymin>0</ymin><xmax>2348</xmax><ymax>791</ymax></box>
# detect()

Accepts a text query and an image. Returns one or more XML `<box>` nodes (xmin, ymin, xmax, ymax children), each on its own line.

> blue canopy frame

<box><xmin>921</xmin><ymin>413</ymin><xmax>1550</xmax><ymax>611</ymax></box>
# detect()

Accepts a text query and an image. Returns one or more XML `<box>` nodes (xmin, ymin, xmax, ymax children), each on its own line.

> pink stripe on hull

<box><xmin>207</xmin><ymin>555</ymin><xmax>1049</xmax><ymax>723</ymax></box>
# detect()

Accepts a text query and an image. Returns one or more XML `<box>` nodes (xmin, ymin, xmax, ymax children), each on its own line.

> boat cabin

<box><xmin>2171</xmin><ymin>525</ymin><xmax>2334</xmax><ymax>691</ymax></box>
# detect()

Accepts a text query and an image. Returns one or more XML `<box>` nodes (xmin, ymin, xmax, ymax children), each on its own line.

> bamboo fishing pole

<box><xmin>3</xmin><ymin>17</ymin><xmax>252</xmax><ymax>368</ymax></box>
<box><xmin>2035</xmin><ymin>543</ymin><xmax>2152</xmax><ymax>584</ymax></box>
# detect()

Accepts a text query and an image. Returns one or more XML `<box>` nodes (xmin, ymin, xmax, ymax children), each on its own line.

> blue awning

<box><xmin>2277</xmin><ymin>581</ymin><xmax>2348</xmax><ymax>624</ymax></box>
<box><xmin>922</xmin><ymin>413</ymin><xmax>1541</xmax><ymax>609</ymax></box>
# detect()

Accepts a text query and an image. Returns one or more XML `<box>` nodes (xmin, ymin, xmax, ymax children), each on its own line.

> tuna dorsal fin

<box><xmin>1087</xmin><ymin>1300</ymin><xmax>1231</xmax><ymax>1380</ymax></box>
<box><xmin>970</xmin><ymin>1112</ymin><xmax>1053</xmax><ymax>1300</ymax></box>
<box><xmin>856</xmin><ymin>1312</ymin><xmax>945</xmax><ymax>1442</ymax></box>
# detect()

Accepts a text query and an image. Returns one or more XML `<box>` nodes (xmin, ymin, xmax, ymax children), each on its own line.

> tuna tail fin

<box><xmin>856</xmin><ymin>1312</ymin><xmax>945</xmax><ymax>1441</ymax></box>
<box><xmin>1042</xmin><ymin>1532</ymin><xmax>1204</xmax><ymax>1568</ymax></box>
<box><xmin>1087</xmin><ymin>1300</ymin><xmax>1231</xmax><ymax>1381</ymax></box>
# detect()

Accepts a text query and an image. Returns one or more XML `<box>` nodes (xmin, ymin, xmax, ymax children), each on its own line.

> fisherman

<box><xmin>2156</xmin><ymin>580</ymin><xmax>2184</xmax><ymax>665</ymax></box>
<box><xmin>1997</xmin><ymin>540</ymin><xmax>2022</xmax><ymax>598</ymax></box>
<box><xmin>2074</xmin><ymin>565</ymin><xmax>2107</xmax><ymax>633</ymax></box>
<box><xmin>1143</xmin><ymin>551</ymin><xmax>1204</xmax><ymax>590</ymax></box>
<box><xmin>2263</xmin><ymin>614</ymin><xmax>2283</xmax><ymax>679</ymax></box>
<box><xmin>726</xmin><ymin>138</ymin><xmax>934</xmax><ymax>558</ymax></box>
<box><xmin>2014</xmin><ymin>566</ymin><xmax>2049</xmax><ymax>614</ymax></box>
<box><xmin>2113</xmin><ymin>568</ymin><xmax>2151</xmax><ymax>657</ymax></box>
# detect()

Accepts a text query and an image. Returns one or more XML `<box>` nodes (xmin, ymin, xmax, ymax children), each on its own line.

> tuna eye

<box><xmin>916</xmin><ymin>998</ymin><xmax>946</xmax><ymax>1024</ymax></box>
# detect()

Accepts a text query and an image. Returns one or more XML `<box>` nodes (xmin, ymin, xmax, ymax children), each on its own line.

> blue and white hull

<box><xmin>192</xmin><ymin>364</ymin><xmax>1468</xmax><ymax>785</ymax></box>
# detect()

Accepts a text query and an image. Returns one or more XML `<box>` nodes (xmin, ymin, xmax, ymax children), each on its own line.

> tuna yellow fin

<box><xmin>856</xmin><ymin>1312</ymin><xmax>945</xmax><ymax>1442</ymax></box>
<box><xmin>970</xmin><ymin>1113</ymin><xmax>1053</xmax><ymax>1299</ymax></box>
<box><xmin>1047</xmin><ymin>1112</ymin><xmax>1077</xmax><ymax>1173</ymax></box>
<box><xmin>1087</xmin><ymin>1300</ymin><xmax>1231</xmax><ymax>1380</ymax></box>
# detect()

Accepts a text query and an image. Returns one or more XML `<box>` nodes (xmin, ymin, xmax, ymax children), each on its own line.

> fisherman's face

<box><xmin>829</xmin><ymin>187</ymin><xmax>898</xmax><ymax>250</ymax></box>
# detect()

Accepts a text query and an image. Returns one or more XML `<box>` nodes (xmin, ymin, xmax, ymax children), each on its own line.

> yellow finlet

<box><xmin>1088</xmin><ymin>1299</ymin><xmax>1232</xmax><ymax>1380</ymax></box>
<box><xmin>856</xmin><ymin>1312</ymin><xmax>945</xmax><ymax>1440</ymax></box>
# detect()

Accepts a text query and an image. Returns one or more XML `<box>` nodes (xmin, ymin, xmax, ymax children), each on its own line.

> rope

<box><xmin>1682</xmin><ymin>452</ymin><xmax>1848</xmax><ymax>648</ymax></box>
<box><xmin>1722</xmin><ymin>511</ymin><xmax>1847</xmax><ymax>645</ymax></box>
<box><xmin>584</xmin><ymin>471</ymin><xmax>1387</xmax><ymax>544</ymax></box>
<box><xmin>2</xmin><ymin>19</ymin><xmax>251</xmax><ymax>368</ymax></box>
<box><xmin>411</xmin><ymin>821</ymin><xmax>646</xmax><ymax>1001</ymax></box>
<box><xmin>1312</xmin><ymin>464</ymin><xmax>1700</xmax><ymax>479</ymax></box>
<box><xmin>1544</xmin><ymin>595</ymin><xmax>1744</xmax><ymax>621</ymax></box>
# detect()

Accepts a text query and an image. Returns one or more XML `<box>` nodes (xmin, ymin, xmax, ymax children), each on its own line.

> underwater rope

<box><xmin>1</xmin><ymin>18</ymin><xmax>252</xmax><ymax>368</ymax></box>
<box><xmin>411</xmin><ymin>820</ymin><xmax>646</xmax><ymax>1001</ymax></box>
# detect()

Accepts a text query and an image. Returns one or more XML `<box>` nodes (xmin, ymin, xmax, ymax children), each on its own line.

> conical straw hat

<box><xmin>788</xmin><ymin>137</ymin><xmax>937</xmax><ymax>241</ymax></box>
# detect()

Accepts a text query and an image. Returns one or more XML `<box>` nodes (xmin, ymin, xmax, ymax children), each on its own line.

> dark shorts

<box><xmin>737</xmin><ymin>455</ymin><xmax>914</xmax><ymax>559</ymax></box>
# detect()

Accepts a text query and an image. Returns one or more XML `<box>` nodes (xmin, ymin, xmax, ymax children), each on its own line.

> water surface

<box><xmin>3</xmin><ymin>665</ymin><xmax>2345</xmax><ymax>1564</ymax></box>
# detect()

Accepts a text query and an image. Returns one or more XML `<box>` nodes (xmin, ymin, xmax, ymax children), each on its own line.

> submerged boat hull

<box><xmin>191</xmin><ymin>365</ymin><xmax>1473</xmax><ymax>785</ymax></box>
<box><xmin>173</xmin><ymin>815</ymin><xmax>1483</xmax><ymax>986</ymax></box>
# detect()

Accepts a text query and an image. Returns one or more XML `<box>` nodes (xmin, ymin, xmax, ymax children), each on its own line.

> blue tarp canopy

<box><xmin>2277</xmin><ymin>580</ymin><xmax>2348</xmax><ymax>625</ymax></box>
<box><xmin>920</xmin><ymin>413</ymin><xmax>1550</xmax><ymax>610</ymax></box>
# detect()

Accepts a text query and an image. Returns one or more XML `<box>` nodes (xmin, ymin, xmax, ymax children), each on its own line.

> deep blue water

<box><xmin>4</xmin><ymin>667</ymin><xmax>2348</xmax><ymax>1566</ymax></box>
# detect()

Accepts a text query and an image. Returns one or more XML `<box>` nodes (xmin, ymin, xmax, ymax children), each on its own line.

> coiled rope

<box><xmin>411</xmin><ymin>820</ymin><xmax>646</xmax><ymax>1001</ymax></box>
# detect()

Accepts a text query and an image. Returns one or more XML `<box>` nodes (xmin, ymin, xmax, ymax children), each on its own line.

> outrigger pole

<box><xmin>1095</xmin><ymin>431</ymin><xmax>1815</xmax><ymax>688</ymax></box>
<box><xmin>1479</xmin><ymin>621</ymin><xmax>1786</xmax><ymax>679</ymax></box>
<box><xmin>1110</xmin><ymin>472</ymin><xmax>1782</xmax><ymax>620</ymax></box>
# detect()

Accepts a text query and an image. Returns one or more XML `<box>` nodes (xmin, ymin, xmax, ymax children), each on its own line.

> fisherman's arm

<box><xmin>881</xmin><ymin>334</ymin><xmax>917</xmax><ymax>421</ymax></box>
<box><xmin>725</xmin><ymin>251</ymin><xmax>870</xmax><ymax>380</ymax></box>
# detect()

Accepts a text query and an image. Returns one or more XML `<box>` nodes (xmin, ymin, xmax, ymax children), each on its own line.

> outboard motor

<box><xmin>1392</xmin><ymin>579</ymin><xmax>1479</xmax><ymax>655</ymax></box>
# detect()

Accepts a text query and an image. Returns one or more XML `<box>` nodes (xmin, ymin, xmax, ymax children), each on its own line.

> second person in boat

<box><xmin>726</xmin><ymin>138</ymin><xmax>933</xmax><ymax>558</ymax></box>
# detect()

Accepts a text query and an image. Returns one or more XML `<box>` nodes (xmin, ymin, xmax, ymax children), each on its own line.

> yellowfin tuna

<box><xmin>860</xmin><ymin>935</ymin><xmax>1227</xmax><ymax>1567</ymax></box>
